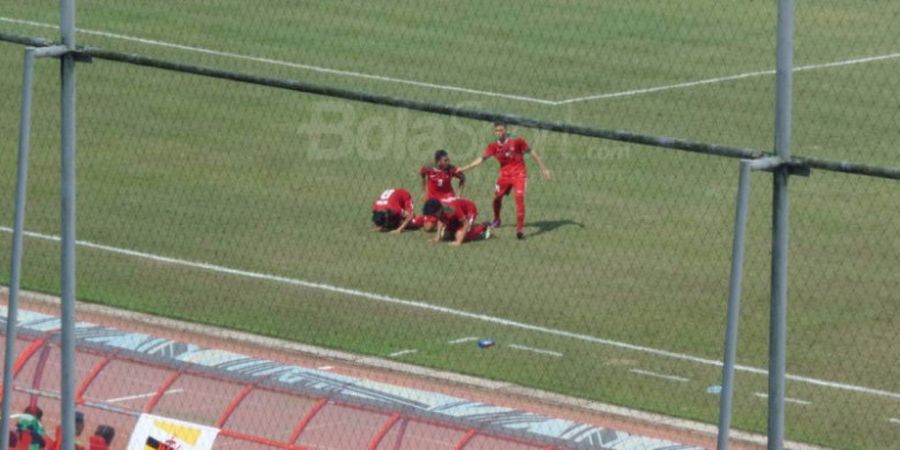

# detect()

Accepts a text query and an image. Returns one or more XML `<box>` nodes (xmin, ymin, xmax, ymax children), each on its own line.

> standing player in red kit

<box><xmin>419</xmin><ymin>149</ymin><xmax>465</xmax><ymax>231</ymax></box>
<box><xmin>461</xmin><ymin>122</ymin><xmax>552</xmax><ymax>240</ymax></box>
<box><xmin>371</xmin><ymin>188</ymin><xmax>422</xmax><ymax>233</ymax></box>
<box><xmin>422</xmin><ymin>198</ymin><xmax>490</xmax><ymax>246</ymax></box>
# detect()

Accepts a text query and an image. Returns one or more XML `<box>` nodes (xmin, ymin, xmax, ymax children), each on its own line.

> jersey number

<box><xmin>376</xmin><ymin>189</ymin><xmax>395</xmax><ymax>206</ymax></box>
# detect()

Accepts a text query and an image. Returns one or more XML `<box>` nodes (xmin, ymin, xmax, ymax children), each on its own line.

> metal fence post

<box><xmin>0</xmin><ymin>47</ymin><xmax>37</xmax><ymax>450</ymax></box>
<box><xmin>717</xmin><ymin>159</ymin><xmax>752</xmax><ymax>450</ymax></box>
<box><xmin>770</xmin><ymin>0</ymin><xmax>795</xmax><ymax>448</ymax></box>
<box><xmin>59</xmin><ymin>1</ymin><xmax>78</xmax><ymax>450</ymax></box>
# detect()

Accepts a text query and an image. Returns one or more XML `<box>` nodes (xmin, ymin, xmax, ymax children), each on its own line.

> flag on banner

<box><xmin>126</xmin><ymin>414</ymin><xmax>219</xmax><ymax>450</ymax></box>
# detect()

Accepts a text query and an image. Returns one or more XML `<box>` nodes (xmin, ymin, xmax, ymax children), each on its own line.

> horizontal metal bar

<box><xmin>0</xmin><ymin>31</ymin><xmax>896</xmax><ymax>182</ymax></box>
<box><xmin>13</xmin><ymin>386</ymin><xmax>140</xmax><ymax>417</ymax></box>
<box><xmin>79</xmin><ymin>46</ymin><xmax>765</xmax><ymax>161</ymax></box>
<box><xmin>0</xmin><ymin>31</ymin><xmax>54</xmax><ymax>47</ymax></box>
<box><xmin>794</xmin><ymin>156</ymin><xmax>900</xmax><ymax>181</ymax></box>
<box><xmin>748</xmin><ymin>157</ymin><xmax>783</xmax><ymax>171</ymax></box>
<box><xmin>31</xmin><ymin>45</ymin><xmax>69</xmax><ymax>58</ymax></box>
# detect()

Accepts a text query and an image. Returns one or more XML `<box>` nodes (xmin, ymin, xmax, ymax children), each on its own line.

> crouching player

<box><xmin>422</xmin><ymin>198</ymin><xmax>491</xmax><ymax>246</ymax></box>
<box><xmin>371</xmin><ymin>188</ymin><xmax>423</xmax><ymax>234</ymax></box>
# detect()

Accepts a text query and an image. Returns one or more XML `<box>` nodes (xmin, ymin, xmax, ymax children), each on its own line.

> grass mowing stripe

<box><xmin>3</xmin><ymin>225</ymin><xmax>898</xmax><ymax>403</ymax></box>
<box><xmin>0</xmin><ymin>16</ymin><xmax>555</xmax><ymax>105</ymax></box>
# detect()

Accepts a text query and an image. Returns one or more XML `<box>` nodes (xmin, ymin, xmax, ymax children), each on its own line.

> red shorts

<box><xmin>495</xmin><ymin>177</ymin><xmax>526</xmax><ymax>198</ymax></box>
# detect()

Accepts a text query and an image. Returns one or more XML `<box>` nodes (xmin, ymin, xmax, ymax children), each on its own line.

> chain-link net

<box><xmin>1</xmin><ymin>1</ymin><xmax>898</xmax><ymax>449</ymax></box>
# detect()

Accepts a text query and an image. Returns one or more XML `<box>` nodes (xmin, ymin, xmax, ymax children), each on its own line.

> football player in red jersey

<box><xmin>422</xmin><ymin>198</ymin><xmax>491</xmax><ymax>246</ymax></box>
<box><xmin>371</xmin><ymin>188</ymin><xmax>423</xmax><ymax>233</ymax></box>
<box><xmin>419</xmin><ymin>149</ymin><xmax>465</xmax><ymax>231</ymax></box>
<box><xmin>420</xmin><ymin>149</ymin><xmax>466</xmax><ymax>201</ymax></box>
<box><xmin>461</xmin><ymin>122</ymin><xmax>551</xmax><ymax>240</ymax></box>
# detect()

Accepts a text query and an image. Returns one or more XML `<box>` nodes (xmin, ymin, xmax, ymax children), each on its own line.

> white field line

<box><xmin>753</xmin><ymin>392</ymin><xmax>812</xmax><ymax>406</ymax></box>
<box><xmin>3</xmin><ymin>226</ymin><xmax>900</xmax><ymax>402</ymax></box>
<box><xmin>507</xmin><ymin>344</ymin><xmax>563</xmax><ymax>357</ymax></box>
<box><xmin>448</xmin><ymin>336</ymin><xmax>480</xmax><ymax>345</ymax></box>
<box><xmin>888</xmin><ymin>418</ymin><xmax>900</xmax><ymax>425</ymax></box>
<box><xmin>629</xmin><ymin>369</ymin><xmax>689</xmax><ymax>383</ymax></box>
<box><xmin>4</xmin><ymin>17</ymin><xmax>897</xmax><ymax>106</ymax></box>
<box><xmin>106</xmin><ymin>388</ymin><xmax>184</xmax><ymax>404</ymax></box>
<box><xmin>388</xmin><ymin>349</ymin><xmax>417</xmax><ymax>358</ymax></box>
<box><xmin>0</xmin><ymin>17</ymin><xmax>555</xmax><ymax>105</ymax></box>
<box><xmin>550</xmin><ymin>52</ymin><xmax>900</xmax><ymax>105</ymax></box>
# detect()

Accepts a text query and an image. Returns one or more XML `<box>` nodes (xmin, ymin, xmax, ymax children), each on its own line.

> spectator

<box><xmin>49</xmin><ymin>410</ymin><xmax>86</xmax><ymax>450</ymax></box>
<box><xmin>16</xmin><ymin>405</ymin><xmax>48</xmax><ymax>449</ymax></box>
<box><xmin>89</xmin><ymin>425</ymin><xmax>114</xmax><ymax>450</ymax></box>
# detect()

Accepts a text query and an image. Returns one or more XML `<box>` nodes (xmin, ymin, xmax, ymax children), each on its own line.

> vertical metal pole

<box><xmin>59</xmin><ymin>1</ymin><xmax>77</xmax><ymax>450</ymax></box>
<box><xmin>0</xmin><ymin>47</ymin><xmax>37</xmax><ymax>450</ymax></box>
<box><xmin>770</xmin><ymin>0</ymin><xmax>795</xmax><ymax>448</ymax></box>
<box><xmin>717</xmin><ymin>160</ymin><xmax>752</xmax><ymax>450</ymax></box>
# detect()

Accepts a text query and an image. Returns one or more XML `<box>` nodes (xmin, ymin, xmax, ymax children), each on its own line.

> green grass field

<box><xmin>1</xmin><ymin>1</ymin><xmax>899</xmax><ymax>448</ymax></box>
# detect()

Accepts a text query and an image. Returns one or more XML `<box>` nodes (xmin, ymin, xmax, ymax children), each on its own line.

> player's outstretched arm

<box><xmin>530</xmin><ymin>150</ymin><xmax>552</xmax><ymax>181</ymax></box>
<box><xmin>391</xmin><ymin>212</ymin><xmax>414</xmax><ymax>234</ymax></box>
<box><xmin>432</xmin><ymin>222</ymin><xmax>445</xmax><ymax>242</ymax></box>
<box><xmin>450</xmin><ymin>221</ymin><xmax>470</xmax><ymax>246</ymax></box>
<box><xmin>460</xmin><ymin>157</ymin><xmax>485</xmax><ymax>172</ymax></box>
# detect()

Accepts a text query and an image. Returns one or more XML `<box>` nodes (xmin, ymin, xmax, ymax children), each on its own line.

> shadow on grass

<box><xmin>527</xmin><ymin>219</ymin><xmax>586</xmax><ymax>238</ymax></box>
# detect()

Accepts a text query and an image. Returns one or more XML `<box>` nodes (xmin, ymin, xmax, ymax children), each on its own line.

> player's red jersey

<box><xmin>420</xmin><ymin>164</ymin><xmax>464</xmax><ymax>199</ymax></box>
<box><xmin>483</xmin><ymin>136</ymin><xmax>529</xmax><ymax>178</ymax></box>
<box><xmin>372</xmin><ymin>188</ymin><xmax>414</xmax><ymax>216</ymax></box>
<box><xmin>440</xmin><ymin>198</ymin><xmax>478</xmax><ymax>224</ymax></box>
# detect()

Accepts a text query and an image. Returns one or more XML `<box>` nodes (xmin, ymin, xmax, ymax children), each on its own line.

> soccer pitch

<box><xmin>1</xmin><ymin>1</ymin><xmax>898</xmax><ymax>448</ymax></box>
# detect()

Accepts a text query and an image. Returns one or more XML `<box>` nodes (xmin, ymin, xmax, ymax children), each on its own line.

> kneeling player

<box><xmin>372</xmin><ymin>188</ymin><xmax>423</xmax><ymax>233</ymax></box>
<box><xmin>419</xmin><ymin>149</ymin><xmax>466</xmax><ymax>232</ymax></box>
<box><xmin>422</xmin><ymin>198</ymin><xmax>490</xmax><ymax>246</ymax></box>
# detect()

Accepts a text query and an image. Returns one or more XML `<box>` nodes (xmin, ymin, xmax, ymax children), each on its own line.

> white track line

<box><xmin>629</xmin><ymin>369</ymin><xmax>689</xmax><ymax>383</ymax></box>
<box><xmin>551</xmin><ymin>52</ymin><xmax>900</xmax><ymax>105</ymax></box>
<box><xmin>753</xmin><ymin>392</ymin><xmax>812</xmax><ymax>406</ymax></box>
<box><xmin>448</xmin><ymin>336</ymin><xmax>479</xmax><ymax>345</ymax></box>
<box><xmin>507</xmin><ymin>344</ymin><xmax>563</xmax><ymax>357</ymax></box>
<box><xmin>3</xmin><ymin>17</ymin><xmax>897</xmax><ymax>106</ymax></box>
<box><xmin>3</xmin><ymin>226</ymin><xmax>899</xmax><ymax>402</ymax></box>
<box><xmin>388</xmin><ymin>349</ymin><xmax>417</xmax><ymax>358</ymax></box>
<box><xmin>317</xmin><ymin>365</ymin><xmax>334</xmax><ymax>371</ymax></box>
<box><xmin>106</xmin><ymin>388</ymin><xmax>183</xmax><ymax>404</ymax></box>
<box><xmin>0</xmin><ymin>17</ymin><xmax>555</xmax><ymax>105</ymax></box>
